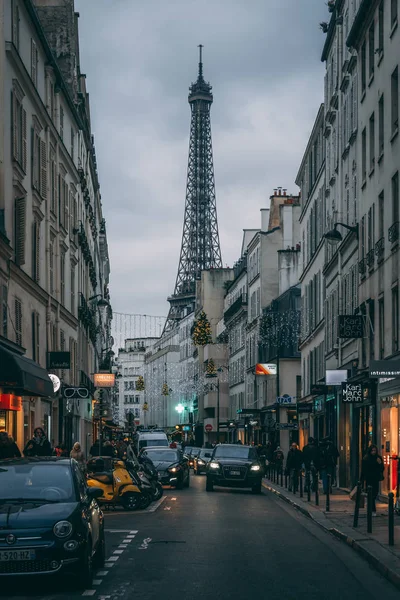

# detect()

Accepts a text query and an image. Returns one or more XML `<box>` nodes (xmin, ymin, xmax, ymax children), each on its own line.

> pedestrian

<box><xmin>361</xmin><ymin>444</ymin><xmax>384</xmax><ymax>516</ymax></box>
<box><xmin>265</xmin><ymin>441</ymin><xmax>274</xmax><ymax>465</ymax></box>
<box><xmin>319</xmin><ymin>437</ymin><xmax>339</xmax><ymax>494</ymax></box>
<box><xmin>285</xmin><ymin>443</ymin><xmax>303</xmax><ymax>492</ymax></box>
<box><xmin>302</xmin><ymin>437</ymin><xmax>320</xmax><ymax>492</ymax></box>
<box><xmin>70</xmin><ymin>442</ymin><xmax>86</xmax><ymax>473</ymax></box>
<box><xmin>273</xmin><ymin>446</ymin><xmax>285</xmax><ymax>473</ymax></box>
<box><xmin>0</xmin><ymin>432</ymin><xmax>21</xmax><ymax>458</ymax></box>
<box><xmin>23</xmin><ymin>427</ymin><xmax>52</xmax><ymax>457</ymax></box>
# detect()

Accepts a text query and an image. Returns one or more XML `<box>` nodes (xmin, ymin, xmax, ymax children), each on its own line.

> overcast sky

<box><xmin>75</xmin><ymin>0</ymin><xmax>328</xmax><ymax>319</ymax></box>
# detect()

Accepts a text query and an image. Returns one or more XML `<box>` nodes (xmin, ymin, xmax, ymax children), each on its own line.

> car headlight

<box><xmin>197</xmin><ymin>460</ymin><xmax>205</xmax><ymax>465</ymax></box>
<box><xmin>53</xmin><ymin>521</ymin><xmax>73</xmax><ymax>538</ymax></box>
<box><xmin>251</xmin><ymin>465</ymin><xmax>261</xmax><ymax>471</ymax></box>
<box><xmin>168</xmin><ymin>466</ymin><xmax>181</xmax><ymax>473</ymax></box>
<box><xmin>209</xmin><ymin>462</ymin><xmax>220</xmax><ymax>469</ymax></box>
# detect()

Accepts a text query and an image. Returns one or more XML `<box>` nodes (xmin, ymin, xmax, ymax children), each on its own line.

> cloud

<box><xmin>75</xmin><ymin>0</ymin><xmax>328</xmax><ymax>318</ymax></box>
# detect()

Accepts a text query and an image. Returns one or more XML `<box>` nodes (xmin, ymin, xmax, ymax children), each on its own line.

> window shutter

<box><xmin>64</xmin><ymin>181</ymin><xmax>68</xmax><ymax>230</ymax></box>
<box><xmin>353</xmin><ymin>72</ymin><xmax>358</xmax><ymax>131</ymax></box>
<box><xmin>15</xmin><ymin>196</ymin><xmax>26</xmax><ymax>266</ymax></box>
<box><xmin>51</xmin><ymin>159</ymin><xmax>57</xmax><ymax>214</ymax></box>
<box><xmin>31</xmin><ymin>129</ymin><xmax>38</xmax><ymax>190</ymax></box>
<box><xmin>11</xmin><ymin>91</ymin><xmax>18</xmax><ymax>161</ymax></box>
<box><xmin>35</xmin><ymin>220</ymin><xmax>40</xmax><ymax>282</ymax></box>
<box><xmin>31</xmin><ymin>39</ymin><xmax>37</xmax><ymax>85</ymax></box>
<box><xmin>21</xmin><ymin>108</ymin><xmax>27</xmax><ymax>172</ymax></box>
<box><xmin>49</xmin><ymin>241</ymin><xmax>54</xmax><ymax>295</ymax></box>
<box><xmin>40</xmin><ymin>140</ymin><xmax>47</xmax><ymax>199</ymax></box>
<box><xmin>15</xmin><ymin>297</ymin><xmax>22</xmax><ymax>346</ymax></box>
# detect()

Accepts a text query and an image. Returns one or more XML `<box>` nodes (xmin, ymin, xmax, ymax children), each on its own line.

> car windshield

<box><xmin>0</xmin><ymin>463</ymin><xmax>76</xmax><ymax>503</ymax></box>
<box><xmin>213</xmin><ymin>446</ymin><xmax>253</xmax><ymax>460</ymax></box>
<box><xmin>140</xmin><ymin>439</ymin><xmax>168</xmax><ymax>448</ymax></box>
<box><xmin>199</xmin><ymin>450</ymin><xmax>211</xmax><ymax>459</ymax></box>
<box><xmin>187</xmin><ymin>448</ymin><xmax>200</xmax><ymax>456</ymax></box>
<box><xmin>145</xmin><ymin>450</ymin><xmax>179</xmax><ymax>462</ymax></box>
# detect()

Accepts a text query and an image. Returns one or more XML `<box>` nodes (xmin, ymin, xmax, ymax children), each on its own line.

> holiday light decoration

<box><xmin>259</xmin><ymin>309</ymin><xmax>301</xmax><ymax>358</ymax></box>
<box><xmin>162</xmin><ymin>383</ymin><xmax>170</xmax><ymax>396</ymax></box>
<box><xmin>206</xmin><ymin>358</ymin><xmax>216</xmax><ymax>376</ymax></box>
<box><xmin>136</xmin><ymin>375</ymin><xmax>145</xmax><ymax>391</ymax></box>
<box><xmin>192</xmin><ymin>311</ymin><xmax>212</xmax><ymax>346</ymax></box>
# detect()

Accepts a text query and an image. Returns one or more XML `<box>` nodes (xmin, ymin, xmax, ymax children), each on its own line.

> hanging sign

<box><xmin>94</xmin><ymin>373</ymin><xmax>115</xmax><ymax>388</ymax></box>
<box><xmin>47</xmin><ymin>352</ymin><xmax>71</xmax><ymax>369</ymax></box>
<box><xmin>370</xmin><ymin>360</ymin><xmax>400</xmax><ymax>378</ymax></box>
<box><xmin>276</xmin><ymin>395</ymin><xmax>296</xmax><ymax>405</ymax></box>
<box><xmin>255</xmin><ymin>363</ymin><xmax>277</xmax><ymax>376</ymax></box>
<box><xmin>338</xmin><ymin>315</ymin><xmax>363</xmax><ymax>339</ymax></box>
<box><xmin>0</xmin><ymin>394</ymin><xmax>22</xmax><ymax>411</ymax></box>
<box><xmin>48</xmin><ymin>374</ymin><xmax>61</xmax><ymax>393</ymax></box>
<box><xmin>341</xmin><ymin>382</ymin><xmax>363</xmax><ymax>402</ymax></box>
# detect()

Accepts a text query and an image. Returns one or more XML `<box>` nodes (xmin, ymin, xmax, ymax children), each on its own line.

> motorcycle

<box><xmin>138</xmin><ymin>456</ymin><xmax>164</xmax><ymax>501</ymax></box>
<box><xmin>125</xmin><ymin>459</ymin><xmax>154</xmax><ymax>509</ymax></box>
<box><xmin>87</xmin><ymin>457</ymin><xmax>142</xmax><ymax>511</ymax></box>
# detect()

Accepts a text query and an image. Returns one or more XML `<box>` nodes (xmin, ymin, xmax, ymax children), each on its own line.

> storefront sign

<box><xmin>276</xmin><ymin>423</ymin><xmax>299</xmax><ymax>430</ymax></box>
<box><xmin>0</xmin><ymin>394</ymin><xmax>22</xmax><ymax>411</ymax></box>
<box><xmin>370</xmin><ymin>360</ymin><xmax>400</xmax><ymax>378</ymax></box>
<box><xmin>326</xmin><ymin>370</ymin><xmax>348</xmax><ymax>385</ymax></box>
<box><xmin>255</xmin><ymin>363</ymin><xmax>277</xmax><ymax>376</ymax></box>
<box><xmin>341</xmin><ymin>382</ymin><xmax>363</xmax><ymax>402</ymax></box>
<box><xmin>47</xmin><ymin>352</ymin><xmax>71</xmax><ymax>369</ymax></box>
<box><xmin>297</xmin><ymin>403</ymin><xmax>313</xmax><ymax>413</ymax></box>
<box><xmin>48</xmin><ymin>374</ymin><xmax>61</xmax><ymax>393</ymax></box>
<box><xmin>276</xmin><ymin>395</ymin><xmax>296</xmax><ymax>405</ymax></box>
<box><xmin>338</xmin><ymin>315</ymin><xmax>364</xmax><ymax>338</ymax></box>
<box><xmin>94</xmin><ymin>373</ymin><xmax>115</xmax><ymax>388</ymax></box>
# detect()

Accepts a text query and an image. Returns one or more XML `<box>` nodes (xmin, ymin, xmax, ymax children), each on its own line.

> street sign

<box><xmin>276</xmin><ymin>395</ymin><xmax>296</xmax><ymax>405</ymax></box>
<box><xmin>341</xmin><ymin>382</ymin><xmax>363</xmax><ymax>402</ymax></box>
<box><xmin>276</xmin><ymin>423</ymin><xmax>299</xmax><ymax>430</ymax></box>
<box><xmin>47</xmin><ymin>352</ymin><xmax>71</xmax><ymax>369</ymax></box>
<box><xmin>338</xmin><ymin>315</ymin><xmax>364</xmax><ymax>339</ymax></box>
<box><xmin>205</xmin><ymin>424</ymin><xmax>213</xmax><ymax>432</ymax></box>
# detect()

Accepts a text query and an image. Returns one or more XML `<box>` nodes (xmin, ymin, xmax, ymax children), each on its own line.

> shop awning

<box><xmin>0</xmin><ymin>344</ymin><xmax>54</xmax><ymax>398</ymax></box>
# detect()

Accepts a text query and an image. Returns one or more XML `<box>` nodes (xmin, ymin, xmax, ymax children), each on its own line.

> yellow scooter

<box><xmin>87</xmin><ymin>457</ymin><xmax>142</xmax><ymax>510</ymax></box>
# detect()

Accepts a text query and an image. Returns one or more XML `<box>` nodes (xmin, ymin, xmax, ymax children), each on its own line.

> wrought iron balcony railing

<box><xmin>375</xmin><ymin>237</ymin><xmax>385</xmax><ymax>261</ymax></box>
<box><xmin>366</xmin><ymin>248</ymin><xmax>375</xmax><ymax>268</ymax></box>
<box><xmin>358</xmin><ymin>258</ymin><xmax>366</xmax><ymax>276</ymax></box>
<box><xmin>388</xmin><ymin>222</ymin><xmax>400</xmax><ymax>244</ymax></box>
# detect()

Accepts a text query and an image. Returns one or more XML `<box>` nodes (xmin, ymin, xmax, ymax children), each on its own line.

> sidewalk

<box><xmin>263</xmin><ymin>475</ymin><xmax>400</xmax><ymax>590</ymax></box>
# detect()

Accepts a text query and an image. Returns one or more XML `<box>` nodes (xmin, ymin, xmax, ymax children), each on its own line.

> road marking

<box><xmin>127</xmin><ymin>534</ymin><xmax>136</xmax><ymax>538</ymax></box>
<box><xmin>171</xmin><ymin>497</ymin><xmax>177</xmax><ymax>501</ymax></box>
<box><xmin>82</xmin><ymin>591</ymin><xmax>96</xmax><ymax>597</ymax></box>
<box><xmin>148</xmin><ymin>495</ymin><xmax>167</xmax><ymax>512</ymax></box>
<box><xmin>104</xmin><ymin>562</ymin><xmax>115</xmax><ymax>568</ymax></box>
<box><xmin>105</xmin><ymin>529</ymin><xmax>133</xmax><ymax>533</ymax></box>
<box><xmin>164</xmin><ymin>506</ymin><xmax>171</xmax><ymax>510</ymax></box>
<box><xmin>130</xmin><ymin>530</ymin><xmax>138</xmax><ymax>534</ymax></box>
<box><xmin>107</xmin><ymin>556</ymin><xmax>119</xmax><ymax>562</ymax></box>
<box><xmin>138</xmin><ymin>537</ymin><xmax>152</xmax><ymax>550</ymax></box>
<box><xmin>119</xmin><ymin>544</ymin><xmax>128</xmax><ymax>548</ymax></box>
<box><xmin>113</xmin><ymin>549</ymin><xmax>124</xmax><ymax>554</ymax></box>
<box><xmin>123</xmin><ymin>539</ymin><xmax>132</xmax><ymax>543</ymax></box>
<box><xmin>97</xmin><ymin>571</ymin><xmax>109</xmax><ymax>576</ymax></box>
<box><xmin>93</xmin><ymin>579</ymin><xmax>103</xmax><ymax>585</ymax></box>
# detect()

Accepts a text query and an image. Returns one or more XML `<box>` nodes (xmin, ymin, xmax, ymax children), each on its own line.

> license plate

<box><xmin>0</xmin><ymin>550</ymin><xmax>36</xmax><ymax>561</ymax></box>
<box><xmin>230</xmin><ymin>470</ymin><xmax>240</xmax><ymax>476</ymax></box>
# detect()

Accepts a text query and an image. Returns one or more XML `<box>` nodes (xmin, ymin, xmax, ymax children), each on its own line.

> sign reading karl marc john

<box><xmin>338</xmin><ymin>315</ymin><xmax>364</xmax><ymax>339</ymax></box>
<box><xmin>341</xmin><ymin>382</ymin><xmax>363</xmax><ymax>403</ymax></box>
<box><xmin>369</xmin><ymin>360</ymin><xmax>400</xmax><ymax>378</ymax></box>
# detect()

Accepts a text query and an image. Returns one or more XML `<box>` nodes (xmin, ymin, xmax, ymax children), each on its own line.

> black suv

<box><xmin>206</xmin><ymin>444</ymin><xmax>263</xmax><ymax>494</ymax></box>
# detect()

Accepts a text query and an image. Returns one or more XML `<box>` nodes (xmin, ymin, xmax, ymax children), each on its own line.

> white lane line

<box><xmin>130</xmin><ymin>530</ymin><xmax>138</xmax><ymax>533</ymax></box>
<box><xmin>171</xmin><ymin>497</ymin><xmax>177</xmax><ymax>501</ymax></box>
<box><xmin>105</xmin><ymin>529</ymin><xmax>133</xmax><ymax>533</ymax></box>
<box><xmin>119</xmin><ymin>544</ymin><xmax>128</xmax><ymax>548</ymax></box>
<box><xmin>148</xmin><ymin>495</ymin><xmax>167</xmax><ymax>512</ymax></box>
<box><xmin>104</xmin><ymin>563</ymin><xmax>115</xmax><ymax>568</ymax></box>
<box><xmin>138</xmin><ymin>537</ymin><xmax>152</xmax><ymax>550</ymax></box>
<box><xmin>82</xmin><ymin>591</ymin><xmax>96</xmax><ymax>597</ymax></box>
<box><xmin>164</xmin><ymin>506</ymin><xmax>171</xmax><ymax>511</ymax></box>
<box><xmin>113</xmin><ymin>549</ymin><xmax>124</xmax><ymax>554</ymax></box>
<box><xmin>123</xmin><ymin>539</ymin><xmax>132</xmax><ymax>543</ymax></box>
<box><xmin>127</xmin><ymin>535</ymin><xmax>136</xmax><ymax>539</ymax></box>
<box><xmin>97</xmin><ymin>571</ymin><xmax>109</xmax><ymax>576</ymax></box>
<box><xmin>92</xmin><ymin>579</ymin><xmax>103</xmax><ymax>585</ymax></box>
<box><xmin>107</xmin><ymin>556</ymin><xmax>119</xmax><ymax>562</ymax></box>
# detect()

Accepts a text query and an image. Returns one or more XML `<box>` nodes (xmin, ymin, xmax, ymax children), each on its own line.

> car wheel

<box><xmin>75</xmin><ymin>539</ymin><xmax>93</xmax><ymax>589</ymax></box>
<box><xmin>184</xmin><ymin>472</ymin><xmax>190</xmax><ymax>488</ymax></box>
<box><xmin>176</xmin><ymin>476</ymin><xmax>184</xmax><ymax>490</ymax></box>
<box><xmin>121</xmin><ymin>492</ymin><xmax>141</xmax><ymax>511</ymax></box>
<box><xmin>93</xmin><ymin>530</ymin><xmax>106</xmax><ymax>569</ymax></box>
<box><xmin>206</xmin><ymin>477</ymin><xmax>214</xmax><ymax>492</ymax></box>
<box><xmin>252</xmin><ymin>481</ymin><xmax>262</xmax><ymax>494</ymax></box>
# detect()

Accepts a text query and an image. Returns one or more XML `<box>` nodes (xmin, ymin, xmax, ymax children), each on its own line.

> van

<box><xmin>135</xmin><ymin>431</ymin><xmax>168</xmax><ymax>453</ymax></box>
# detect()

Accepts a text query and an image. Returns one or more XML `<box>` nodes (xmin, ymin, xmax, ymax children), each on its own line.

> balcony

<box><xmin>224</xmin><ymin>294</ymin><xmax>248</xmax><ymax>324</ymax></box>
<box><xmin>388</xmin><ymin>222</ymin><xmax>400</xmax><ymax>245</ymax></box>
<box><xmin>366</xmin><ymin>248</ymin><xmax>375</xmax><ymax>269</ymax></box>
<box><xmin>375</xmin><ymin>237</ymin><xmax>385</xmax><ymax>262</ymax></box>
<box><xmin>78</xmin><ymin>293</ymin><xmax>99</xmax><ymax>345</ymax></box>
<box><xmin>358</xmin><ymin>258</ymin><xmax>366</xmax><ymax>276</ymax></box>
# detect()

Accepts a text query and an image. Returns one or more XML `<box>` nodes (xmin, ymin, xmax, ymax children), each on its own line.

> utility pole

<box><xmin>217</xmin><ymin>378</ymin><xmax>220</xmax><ymax>443</ymax></box>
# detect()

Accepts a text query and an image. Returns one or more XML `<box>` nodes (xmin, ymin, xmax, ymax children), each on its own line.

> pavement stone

<box><xmin>263</xmin><ymin>478</ymin><xmax>400</xmax><ymax>591</ymax></box>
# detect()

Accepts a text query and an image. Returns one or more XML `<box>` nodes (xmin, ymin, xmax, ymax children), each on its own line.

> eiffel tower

<box><xmin>164</xmin><ymin>46</ymin><xmax>222</xmax><ymax>332</ymax></box>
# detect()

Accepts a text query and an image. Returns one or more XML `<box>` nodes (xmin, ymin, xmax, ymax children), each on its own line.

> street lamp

<box><xmin>206</xmin><ymin>366</ymin><xmax>227</xmax><ymax>443</ymax></box>
<box><xmin>176</xmin><ymin>403</ymin><xmax>184</xmax><ymax>414</ymax></box>
<box><xmin>324</xmin><ymin>222</ymin><xmax>358</xmax><ymax>245</ymax></box>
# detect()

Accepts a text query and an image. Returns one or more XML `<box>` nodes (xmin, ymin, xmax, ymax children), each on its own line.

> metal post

<box><xmin>98</xmin><ymin>389</ymin><xmax>103</xmax><ymax>456</ymax></box>
<box><xmin>285</xmin><ymin>473</ymin><xmax>288</xmax><ymax>489</ymax></box>
<box><xmin>353</xmin><ymin>481</ymin><xmax>362</xmax><ymax>528</ymax></box>
<box><xmin>315</xmin><ymin>478</ymin><xmax>319</xmax><ymax>506</ymax></box>
<box><xmin>389</xmin><ymin>492</ymin><xmax>395</xmax><ymax>546</ymax></box>
<box><xmin>217</xmin><ymin>378</ymin><xmax>220</xmax><ymax>443</ymax></box>
<box><xmin>299</xmin><ymin>470</ymin><xmax>303</xmax><ymax>498</ymax></box>
<box><xmin>280</xmin><ymin>467</ymin><xmax>283</xmax><ymax>487</ymax></box>
<box><xmin>307</xmin><ymin>470</ymin><xmax>311</xmax><ymax>502</ymax></box>
<box><xmin>326</xmin><ymin>474</ymin><xmax>331</xmax><ymax>511</ymax></box>
<box><xmin>367</xmin><ymin>485</ymin><xmax>373</xmax><ymax>534</ymax></box>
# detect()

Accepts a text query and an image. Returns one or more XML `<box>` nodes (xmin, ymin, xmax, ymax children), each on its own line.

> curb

<box><xmin>262</xmin><ymin>481</ymin><xmax>400</xmax><ymax>591</ymax></box>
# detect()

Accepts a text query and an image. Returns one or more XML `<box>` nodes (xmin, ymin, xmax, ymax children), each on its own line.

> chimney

<box><xmin>260</xmin><ymin>208</ymin><xmax>270</xmax><ymax>232</ymax></box>
<box><xmin>283</xmin><ymin>189</ymin><xmax>287</xmax><ymax>196</ymax></box>
<box><xmin>278</xmin><ymin>187</ymin><xmax>282</xmax><ymax>196</ymax></box>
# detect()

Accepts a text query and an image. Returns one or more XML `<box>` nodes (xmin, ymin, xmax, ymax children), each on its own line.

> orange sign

<box><xmin>255</xmin><ymin>363</ymin><xmax>277</xmax><ymax>376</ymax></box>
<box><xmin>94</xmin><ymin>373</ymin><xmax>115</xmax><ymax>388</ymax></box>
<box><xmin>0</xmin><ymin>394</ymin><xmax>22</xmax><ymax>411</ymax></box>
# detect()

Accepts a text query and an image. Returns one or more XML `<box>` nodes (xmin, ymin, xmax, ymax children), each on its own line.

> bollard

<box><xmin>353</xmin><ymin>481</ymin><xmax>362</xmax><ymax>528</ymax></box>
<box><xmin>367</xmin><ymin>485</ymin><xmax>373</xmax><ymax>534</ymax></box>
<box><xmin>273</xmin><ymin>465</ymin><xmax>276</xmax><ymax>483</ymax></box>
<box><xmin>285</xmin><ymin>473</ymin><xmax>288</xmax><ymax>489</ymax></box>
<box><xmin>306</xmin><ymin>470</ymin><xmax>311</xmax><ymax>502</ymax></box>
<box><xmin>280</xmin><ymin>467</ymin><xmax>283</xmax><ymax>487</ymax></box>
<box><xmin>326</xmin><ymin>474</ymin><xmax>331</xmax><ymax>512</ymax></box>
<box><xmin>299</xmin><ymin>471</ymin><xmax>303</xmax><ymax>498</ymax></box>
<box><xmin>315</xmin><ymin>478</ymin><xmax>319</xmax><ymax>506</ymax></box>
<box><xmin>389</xmin><ymin>492</ymin><xmax>395</xmax><ymax>546</ymax></box>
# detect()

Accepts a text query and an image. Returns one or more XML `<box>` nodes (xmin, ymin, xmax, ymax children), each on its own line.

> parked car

<box><xmin>193</xmin><ymin>449</ymin><xmax>213</xmax><ymax>475</ymax></box>
<box><xmin>184</xmin><ymin>447</ymin><xmax>201</xmax><ymax>468</ymax></box>
<box><xmin>141</xmin><ymin>448</ymin><xmax>190</xmax><ymax>489</ymax></box>
<box><xmin>206</xmin><ymin>444</ymin><xmax>263</xmax><ymax>493</ymax></box>
<box><xmin>0</xmin><ymin>457</ymin><xmax>104</xmax><ymax>587</ymax></box>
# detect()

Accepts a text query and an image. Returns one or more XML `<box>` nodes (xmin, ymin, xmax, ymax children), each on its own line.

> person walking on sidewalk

<box><xmin>273</xmin><ymin>446</ymin><xmax>285</xmax><ymax>475</ymax></box>
<box><xmin>302</xmin><ymin>437</ymin><xmax>320</xmax><ymax>492</ymax></box>
<box><xmin>285</xmin><ymin>443</ymin><xmax>303</xmax><ymax>492</ymax></box>
<box><xmin>319</xmin><ymin>437</ymin><xmax>339</xmax><ymax>494</ymax></box>
<box><xmin>361</xmin><ymin>444</ymin><xmax>384</xmax><ymax>516</ymax></box>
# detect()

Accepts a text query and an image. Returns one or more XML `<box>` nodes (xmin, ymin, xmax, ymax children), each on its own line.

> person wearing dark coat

<box><xmin>0</xmin><ymin>432</ymin><xmax>21</xmax><ymax>459</ymax></box>
<box><xmin>285</xmin><ymin>443</ymin><xmax>303</xmax><ymax>492</ymax></box>
<box><xmin>89</xmin><ymin>439</ymin><xmax>115</xmax><ymax>458</ymax></box>
<box><xmin>319</xmin><ymin>437</ymin><xmax>340</xmax><ymax>494</ymax></box>
<box><xmin>23</xmin><ymin>427</ymin><xmax>52</xmax><ymax>457</ymax></box>
<box><xmin>361</xmin><ymin>444</ymin><xmax>384</xmax><ymax>515</ymax></box>
<box><xmin>302</xmin><ymin>437</ymin><xmax>320</xmax><ymax>492</ymax></box>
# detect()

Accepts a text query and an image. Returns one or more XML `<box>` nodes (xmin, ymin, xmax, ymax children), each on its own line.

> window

<box><xmin>49</xmin><ymin>239</ymin><xmax>54</xmax><ymax>295</ymax></box>
<box><xmin>11</xmin><ymin>89</ymin><xmax>27</xmax><ymax>172</ymax></box>
<box><xmin>1</xmin><ymin>285</ymin><xmax>8</xmax><ymax>338</ymax></box>
<box><xmin>379</xmin><ymin>191</ymin><xmax>384</xmax><ymax>240</ymax></box>
<box><xmin>361</xmin><ymin>127</ymin><xmax>367</xmax><ymax>182</ymax></box>
<box><xmin>361</xmin><ymin>41</ymin><xmax>367</xmax><ymax>93</ymax></box>
<box><xmin>50</xmin><ymin>150</ymin><xmax>57</xmax><ymax>214</ymax></box>
<box><xmin>369</xmin><ymin>112</ymin><xmax>375</xmax><ymax>170</ymax></box>
<box><xmin>368</xmin><ymin>22</ymin><xmax>375</xmax><ymax>79</ymax></box>
<box><xmin>379</xmin><ymin>94</ymin><xmax>384</xmax><ymax>155</ymax></box>
<box><xmin>379</xmin><ymin>297</ymin><xmax>385</xmax><ymax>358</ymax></box>
<box><xmin>31</xmin><ymin>220</ymin><xmax>40</xmax><ymax>283</ymax></box>
<box><xmin>391</xmin><ymin>67</ymin><xmax>398</xmax><ymax>134</ymax></box>
<box><xmin>391</xmin><ymin>0</ymin><xmax>398</xmax><ymax>27</ymax></box>
<box><xmin>14</xmin><ymin>297</ymin><xmax>22</xmax><ymax>346</ymax></box>
<box><xmin>59</xmin><ymin>106</ymin><xmax>64</xmax><ymax>141</ymax></box>
<box><xmin>31</xmin><ymin>130</ymin><xmax>47</xmax><ymax>199</ymax></box>
<box><xmin>70</xmin><ymin>128</ymin><xmax>75</xmax><ymax>160</ymax></box>
<box><xmin>393</xmin><ymin>172</ymin><xmax>399</xmax><ymax>225</ymax></box>
<box><xmin>392</xmin><ymin>288</ymin><xmax>399</xmax><ymax>352</ymax></box>
<box><xmin>31</xmin><ymin>40</ymin><xmax>38</xmax><ymax>87</ymax></box>
<box><xmin>60</xmin><ymin>251</ymin><xmax>65</xmax><ymax>305</ymax></box>
<box><xmin>12</xmin><ymin>1</ymin><xmax>20</xmax><ymax>51</ymax></box>
<box><xmin>70</xmin><ymin>264</ymin><xmax>75</xmax><ymax>315</ymax></box>
<box><xmin>31</xmin><ymin>311</ymin><xmax>40</xmax><ymax>363</ymax></box>
<box><xmin>69</xmin><ymin>190</ymin><xmax>77</xmax><ymax>240</ymax></box>
<box><xmin>369</xmin><ymin>300</ymin><xmax>375</xmax><ymax>360</ymax></box>
<box><xmin>379</xmin><ymin>1</ymin><xmax>384</xmax><ymax>55</ymax></box>
<box><xmin>14</xmin><ymin>196</ymin><xmax>26</xmax><ymax>266</ymax></box>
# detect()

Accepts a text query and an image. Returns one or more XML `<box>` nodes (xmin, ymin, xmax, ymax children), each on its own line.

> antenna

<box><xmin>198</xmin><ymin>44</ymin><xmax>203</xmax><ymax>78</ymax></box>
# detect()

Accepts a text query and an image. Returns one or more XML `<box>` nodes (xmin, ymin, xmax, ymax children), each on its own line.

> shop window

<box><xmin>379</xmin><ymin>297</ymin><xmax>385</xmax><ymax>358</ymax></box>
<box><xmin>381</xmin><ymin>397</ymin><xmax>399</xmax><ymax>495</ymax></box>
<box><xmin>392</xmin><ymin>287</ymin><xmax>399</xmax><ymax>352</ymax></box>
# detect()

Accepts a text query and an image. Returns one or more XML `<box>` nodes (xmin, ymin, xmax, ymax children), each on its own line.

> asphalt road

<box><xmin>1</xmin><ymin>474</ymin><xmax>399</xmax><ymax>600</ymax></box>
